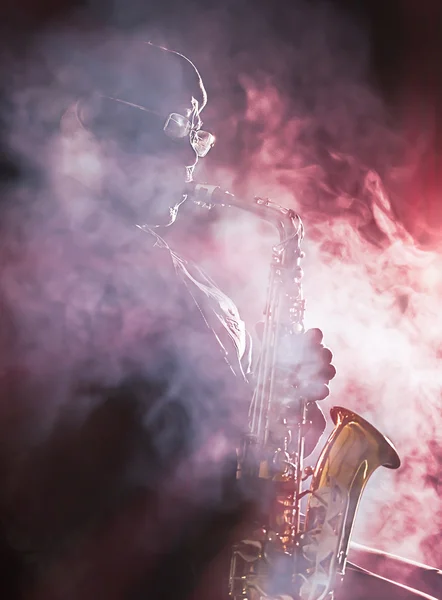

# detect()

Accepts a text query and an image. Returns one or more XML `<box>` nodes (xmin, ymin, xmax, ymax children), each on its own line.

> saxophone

<box><xmin>187</xmin><ymin>183</ymin><xmax>401</xmax><ymax>600</ymax></box>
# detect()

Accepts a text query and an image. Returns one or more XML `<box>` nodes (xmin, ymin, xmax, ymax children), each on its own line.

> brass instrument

<box><xmin>187</xmin><ymin>183</ymin><xmax>401</xmax><ymax>600</ymax></box>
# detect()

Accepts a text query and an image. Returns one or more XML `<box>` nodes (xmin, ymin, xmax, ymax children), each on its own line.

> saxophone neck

<box><xmin>186</xmin><ymin>182</ymin><xmax>304</xmax><ymax>247</ymax></box>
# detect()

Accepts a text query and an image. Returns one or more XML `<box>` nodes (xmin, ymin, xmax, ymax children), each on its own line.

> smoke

<box><xmin>0</xmin><ymin>0</ymin><xmax>440</xmax><ymax>597</ymax></box>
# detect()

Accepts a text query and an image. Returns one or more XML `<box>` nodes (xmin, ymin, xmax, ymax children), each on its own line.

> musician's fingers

<box><xmin>301</xmin><ymin>382</ymin><xmax>330</xmax><ymax>402</ymax></box>
<box><xmin>320</xmin><ymin>347</ymin><xmax>333</xmax><ymax>365</ymax></box>
<box><xmin>296</xmin><ymin>362</ymin><xmax>335</xmax><ymax>386</ymax></box>
<box><xmin>301</xmin><ymin>345</ymin><xmax>333</xmax><ymax>367</ymax></box>
<box><xmin>303</xmin><ymin>328</ymin><xmax>324</xmax><ymax>346</ymax></box>
<box><xmin>318</xmin><ymin>363</ymin><xmax>337</xmax><ymax>383</ymax></box>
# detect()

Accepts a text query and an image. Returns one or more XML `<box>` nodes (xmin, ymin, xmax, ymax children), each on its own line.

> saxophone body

<box><xmin>187</xmin><ymin>183</ymin><xmax>401</xmax><ymax>600</ymax></box>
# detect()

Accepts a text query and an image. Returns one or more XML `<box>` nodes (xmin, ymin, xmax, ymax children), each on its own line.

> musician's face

<box><xmin>78</xmin><ymin>88</ymin><xmax>213</xmax><ymax>227</ymax></box>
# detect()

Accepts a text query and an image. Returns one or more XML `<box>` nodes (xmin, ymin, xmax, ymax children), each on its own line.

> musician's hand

<box><xmin>254</xmin><ymin>325</ymin><xmax>334</xmax><ymax>455</ymax></box>
<box><xmin>290</xmin><ymin>328</ymin><xmax>336</xmax><ymax>402</ymax></box>
<box><xmin>255</xmin><ymin>324</ymin><xmax>336</xmax><ymax>402</ymax></box>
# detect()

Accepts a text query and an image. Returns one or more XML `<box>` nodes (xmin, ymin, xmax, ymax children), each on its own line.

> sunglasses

<box><xmin>101</xmin><ymin>96</ymin><xmax>216</xmax><ymax>158</ymax></box>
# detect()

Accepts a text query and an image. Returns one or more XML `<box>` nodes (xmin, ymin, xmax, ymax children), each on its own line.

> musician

<box><xmin>0</xmin><ymin>39</ymin><xmax>438</xmax><ymax>600</ymax></box>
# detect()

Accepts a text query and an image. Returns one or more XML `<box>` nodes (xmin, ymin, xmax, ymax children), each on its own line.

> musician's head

<box><xmin>60</xmin><ymin>40</ymin><xmax>214</xmax><ymax>225</ymax></box>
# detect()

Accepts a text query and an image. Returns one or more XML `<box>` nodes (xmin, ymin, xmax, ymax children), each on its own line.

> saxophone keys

<box><xmin>302</xmin><ymin>466</ymin><xmax>315</xmax><ymax>481</ymax></box>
